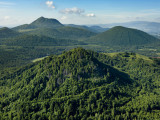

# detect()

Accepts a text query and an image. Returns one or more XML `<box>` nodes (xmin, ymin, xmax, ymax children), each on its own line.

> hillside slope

<box><xmin>22</xmin><ymin>26</ymin><xmax>96</xmax><ymax>39</ymax></box>
<box><xmin>0</xmin><ymin>27</ymin><xmax>21</xmax><ymax>38</ymax></box>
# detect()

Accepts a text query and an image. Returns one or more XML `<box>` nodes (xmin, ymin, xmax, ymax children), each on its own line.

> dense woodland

<box><xmin>1</xmin><ymin>17</ymin><xmax>160</xmax><ymax>119</ymax></box>
<box><xmin>0</xmin><ymin>48</ymin><xmax>160</xmax><ymax>119</ymax></box>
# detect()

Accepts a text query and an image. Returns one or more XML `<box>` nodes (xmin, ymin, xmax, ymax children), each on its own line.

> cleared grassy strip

<box><xmin>32</xmin><ymin>56</ymin><xmax>47</xmax><ymax>62</ymax></box>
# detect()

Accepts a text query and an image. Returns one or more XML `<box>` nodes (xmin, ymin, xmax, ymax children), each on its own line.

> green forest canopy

<box><xmin>0</xmin><ymin>48</ymin><xmax>160</xmax><ymax>119</ymax></box>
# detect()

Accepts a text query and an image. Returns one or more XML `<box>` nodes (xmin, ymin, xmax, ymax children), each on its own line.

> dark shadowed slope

<box><xmin>23</xmin><ymin>26</ymin><xmax>96</xmax><ymax>39</ymax></box>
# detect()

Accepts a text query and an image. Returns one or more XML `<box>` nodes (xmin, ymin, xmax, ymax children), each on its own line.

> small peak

<box><xmin>0</xmin><ymin>27</ymin><xmax>10</xmax><ymax>30</ymax></box>
<box><xmin>112</xmin><ymin>26</ymin><xmax>127</xmax><ymax>29</ymax></box>
<box><xmin>35</xmin><ymin>16</ymin><xmax>47</xmax><ymax>21</ymax></box>
<box><xmin>0</xmin><ymin>27</ymin><xmax>13</xmax><ymax>32</ymax></box>
<box><xmin>31</xmin><ymin>17</ymin><xmax>63</xmax><ymax>28</ymax></box>
<box><xmin>63</xmin><ymin>47</ymin><xmax>90</xmax><ymax>60</ymax></box>
<box><xmin>70</xmin><ymin>47</ymin><xmax>88</xmax><ymax>53</ymax></box>
<box><xmin>36</xmin><ymin>16</ymin><xmax>45</xmax><ymax>20</ymax></box>
<box><xmin>34</xmin><ymin>16</ymin><xmax>59</xmax><ymax>23</ymax></box>
<box><xmin>39</xmin><ymin>16</ymin><xmax>45</xmax><ymax>19</ymax></box>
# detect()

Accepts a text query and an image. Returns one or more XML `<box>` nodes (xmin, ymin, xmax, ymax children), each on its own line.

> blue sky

<box><xmin>0</xmin><ymin>0</ymin><xmax>160</xmax><ymax>27</ymax></box>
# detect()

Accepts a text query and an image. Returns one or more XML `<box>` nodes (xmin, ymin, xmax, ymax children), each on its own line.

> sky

<box><xmin>0</xmin><ymin>0</ymin><xmax>160</xmax><ymax>27</ymax></box>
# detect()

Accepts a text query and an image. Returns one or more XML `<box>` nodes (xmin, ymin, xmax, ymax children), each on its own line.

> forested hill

<box><xmin>1</xmin><ymin>48</ymin><xmax>160</xmax><ymax>119</ymax></box>
<box><xmin>87</xmin><ymin>26</ymin><xmax>160</xmax><ymax>46</ymax></box>
<box><xmin>30</xmin><ymin>16</ymin><xmax>64</xmax><ymax>28</ymax></box>
<box><xmin>13</xmin><ymin>17</ymin><xmax>64</xmax><ymax>30</ymax></box>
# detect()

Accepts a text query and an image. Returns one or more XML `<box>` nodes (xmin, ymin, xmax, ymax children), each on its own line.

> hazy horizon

<box><xmin>0</xmin><ymin>0</ymin><xmax>160</xmax><ymax>27</ymax></box>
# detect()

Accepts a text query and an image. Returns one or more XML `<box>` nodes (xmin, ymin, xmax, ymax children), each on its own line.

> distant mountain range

<box><xmin>13</xmin><ymin>17</ymin><xmax>97</xmax><ymax>40</ymax></box>
<box><xmin>0</xmin><ymin>17</ymin><xmax>159</xmax><ymax>47</ymax></box>
<box><xmin>13</xmin><ymin>17</ymin><xmax>109</xmax><ymax>34</ymax></box>
<box><xmin>0</xmin><ymin>17</ymin><xmax>159</xmax><ymax>48</ymax></box>
<box><xmin>96</xmin><ymin>21</ymin><xmax>160</xmax><ymax>34</ymax></box>
<box><xmin>10</xmin><ymin>18</ymin><xmax>160</xmax><ymax>35</ymax></box>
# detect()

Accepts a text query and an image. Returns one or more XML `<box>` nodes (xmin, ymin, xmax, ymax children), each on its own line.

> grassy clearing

<box><xmin>136</xmin><ymin>54</ymin><xmax>153</xmax><ymax>63</ymax></box>
<box><xmin>18</xmin><ymin>29</ymin><xmax>34</xmax><ymax>33</ymax></box>
<box><xmin>149</xmin><ymin>49</ymin><xmax>157</xmax><ymax>51</ymax></box>
<box><xmin>104</xmin><ymin>52</ymin><xmax>120</xmax><ymax>57</ymax></box>
<box><xmin>157</xmin><ymin>53</ymin><xmax>160</xmax><ymax>56</ymax></box>
<box><xmin>104</xmin><ymin>52</ymin><xmax>153</xmax><ymax>63</ymax></box>
<box><xmin>32</xmin><ymin>56</ymin><xmax>47</xmax><ymax>63</ymax></box>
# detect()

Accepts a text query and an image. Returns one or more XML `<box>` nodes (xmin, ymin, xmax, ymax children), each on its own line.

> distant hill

<box><xmin>88</xmin><ymin>26</ymin><xmax>160</xmax><ymax>46</ymax></box>
<box><xmin>0</xmin><ymin>27</ymin><xmax>21</xmax><ymax>38</ymax></box>
<box><xmin>30</xmin><ymin>16</ymin><xmax>64</xmax><ymax>28</ymax></box>
<box><xmin>2</xmin><ymin>34</ymin><xmax>86</xmax><ymax>47</ymax></box>
<box><xmin>1</xmin><ymin>48</ymin><xmax>160</xmax><ymax>119</ymax></box>
<box><xmin>89</xmin><ymin>26</ymin><xmax>109</xmax><ymax>33</ymax></box>
<box><xmin>99</xmin><ymin>21</ymin><xmax>160</xmax><ymax>34</ymax></box>
<box><xmin>66</xmin><ymin>24</ymin><xmax>109</xmax><ymax>33</ymax></box>
<box><xmin>13</xmin><ymin>17</ymin><xmax>64</xmax><ymax>30</ymax></box>
<box><xmin>0</xmin><ymin>26</ymin><xmax>87</xmax><ymax>47</ymax></box>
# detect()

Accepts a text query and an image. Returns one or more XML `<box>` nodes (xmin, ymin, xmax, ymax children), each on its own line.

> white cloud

<box><xmin>61</xmin><ymin>16</ymin><xmax>67</xmax><ymax>20</ymax></box>
<box><xmin>60</xmin><ymin>7</ymin><xmax>96</xmax><ymax>19</ymax></box>
<box><xmin>86</xmin><ymin>13</ymin><xmax>95</xmax><ymax>17</ymax></box>
<box><xmin>4</xmin><ymin>16</ymin><xmax>10</xmax><ymax>20</ymax></box>
<box><xmin>60</xmin><ymin>7</ymin><xmax>84</xmax><ymax>14</ymax></box>
<box><xmin>46</xmin><ymin>1</ymin><xmax>55</xmax><ymax>9</ymax></box>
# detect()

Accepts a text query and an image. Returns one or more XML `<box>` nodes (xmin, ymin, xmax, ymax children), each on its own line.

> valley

<box><xmin>0</xmin><ymin>17</ymin><xmax>160</xmax><ymax>72</ymax></box>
